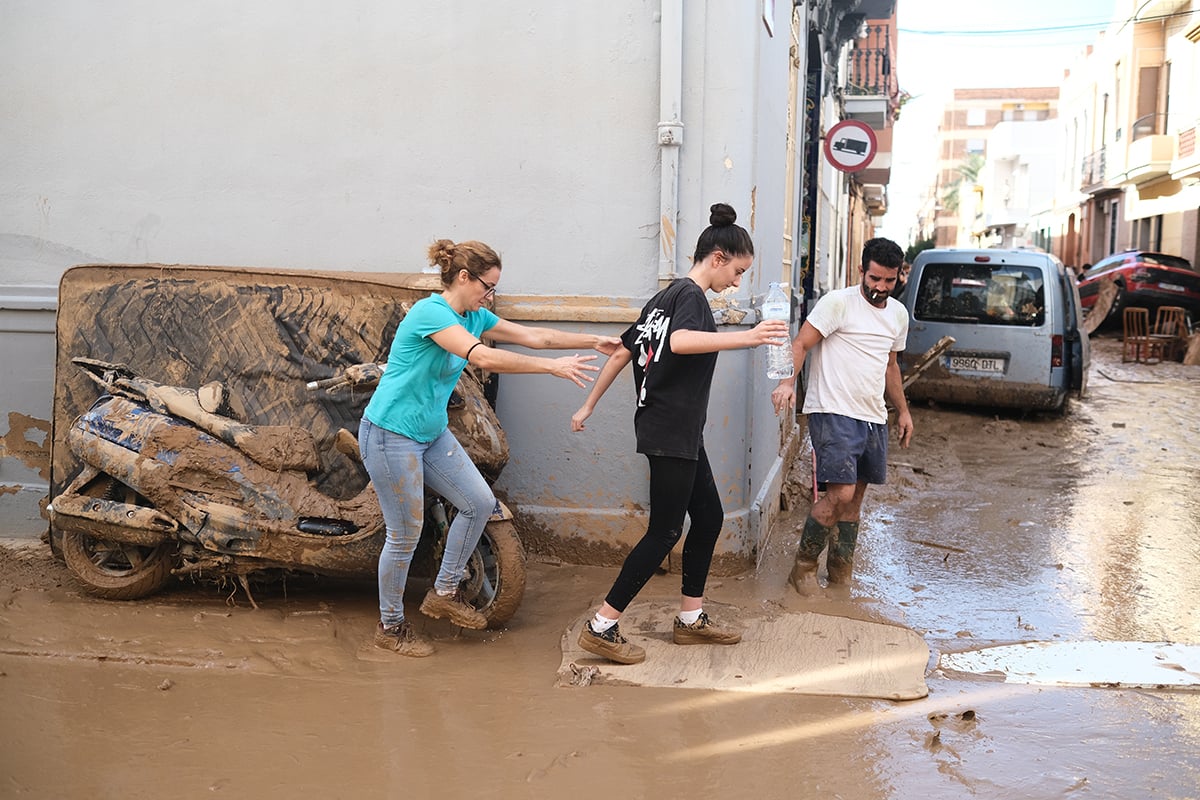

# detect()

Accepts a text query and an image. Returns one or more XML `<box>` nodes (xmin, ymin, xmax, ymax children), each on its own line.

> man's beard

<box><xmin>863</xmin><ymin>284</ymin><xmax>889</xmax><ymax>305</ymax></box>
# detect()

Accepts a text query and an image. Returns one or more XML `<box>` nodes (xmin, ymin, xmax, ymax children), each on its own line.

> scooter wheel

<box><xmin>61</xmin><ymin>530</ymin><xmax>175</xmax><ymax>600</ymax></box>
<box><xmin>460</xmin><ymin>520</ymin><xmax>526</xmax><ymax>629</ymax></box>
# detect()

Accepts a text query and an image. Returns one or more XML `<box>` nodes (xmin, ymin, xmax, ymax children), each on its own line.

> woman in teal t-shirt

<box><xmin>361</xmin><ymin>239</ymin><xmax>618</xmax><ymax>657</ymax></box>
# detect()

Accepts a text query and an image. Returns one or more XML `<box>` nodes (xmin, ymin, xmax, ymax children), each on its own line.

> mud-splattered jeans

<box><xmin>359</xmin><ymin>418</ymin><xmax>495</xmax><ymax>627</ymax></box>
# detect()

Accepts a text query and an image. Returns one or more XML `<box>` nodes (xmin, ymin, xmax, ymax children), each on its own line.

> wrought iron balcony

<box><xmin>844</xmin><ymin>22</ymin><xmax>899</xmax><ymax>129</ymax></box>
<box><xmin>1080</xmin><ymin>147</ymin><xmax>1106</xmax><ymax>191</ymax></box>
<box><xmin>845</xmin><ymin>24</ymin><xmax>895</xmax><ymax>98</ymax></box>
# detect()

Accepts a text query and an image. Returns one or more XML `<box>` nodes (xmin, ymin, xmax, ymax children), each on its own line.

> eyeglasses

<box><xmin>471</xmin><ymin>274</ymin><xmax>497</xmax><ymax>299</ymax></box>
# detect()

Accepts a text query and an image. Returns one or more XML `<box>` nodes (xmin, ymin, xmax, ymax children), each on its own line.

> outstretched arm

<box><xmin>571</xmin><ymin>345</ymin><xmax>634</xmax><ymax>431</ymax></box>
<box><xmin>487</xmin><ymin>318</ymin><xmax>622</xmax><ymax>356</ymax></box>
<box><xmin>669</xmin><ymin>318</ymin><xmax>789</xmax><ymax>354</ymax></box>
<box><xmin>430</xmin><ymin>324</ymin><xmax>599</xmax><ymax>388</ymax></box>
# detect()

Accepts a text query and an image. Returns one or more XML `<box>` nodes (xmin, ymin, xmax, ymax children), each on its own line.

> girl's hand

<box><xmin>552</xmin><ymin>354</ymin><xmax>600</xmax><ymax>388</ymax></box>
<box><xmin>750</xmin><ymin>319</ymin><xmax>791</xmax><ymax>347</ymax></box>
<box><xmin>594</xmin><ymin>336</ymin><xmax>623</xmax><ymax>356</ymax></box>
<box><xmin>571</xmin><ymin>405</ymin><xmax>593</xmax><ymax>431</ymax></box>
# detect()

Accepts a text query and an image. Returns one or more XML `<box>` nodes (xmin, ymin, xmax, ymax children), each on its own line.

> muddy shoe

<box><xmin>374</xmin><ymin>621</ymin><xmax>435</xmax><ymax>658</ymax></box>
<box><xmin>419</xmin><ymin>587</ymin><xmax>489</xmax><ymax>630</ymax></box>
<box><xmin>788</xmin><ymin>557</ymin><xmax>820</xmax><ymax>594</ymax></box>
<box><xmin>673</xmin><ymin>611</ymin><xmax>742</xmax><ymax>645</ymax></box>
<box><xmin>578</xmin><ymin>621</ymin><xmax>646</xmax><ymax>665</ymax></box>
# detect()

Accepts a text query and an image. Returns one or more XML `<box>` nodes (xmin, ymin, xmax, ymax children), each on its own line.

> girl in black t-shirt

<box><xmin>569</xmin><ymin>203</ymin><xmax>790</xmax><ymax>664</ymax></box>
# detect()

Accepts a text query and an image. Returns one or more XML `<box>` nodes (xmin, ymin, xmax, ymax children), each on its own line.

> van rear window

<box><xmin>914</xmin><ymin>263</ymin><xmax>1045</xmax><ymax>326</ymax></box>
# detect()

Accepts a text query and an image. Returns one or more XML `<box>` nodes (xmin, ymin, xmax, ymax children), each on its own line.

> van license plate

<box><xmin>948</xmin><ymin>356</ymin><xmax>1004</xmax><ymax>372</ymax></box>
<box><xmin>1160</xmin><ymin>282</ymin><xmax>1185</xmax><ymax>293</ymax></box>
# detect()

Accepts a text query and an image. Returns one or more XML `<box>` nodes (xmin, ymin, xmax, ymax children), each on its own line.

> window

<box><xmin>967</xmin><ymin>138</ymin><xmax>985</xmax><ymax>154</ymax></box>
<box><xmin>966</xmin><ymin>108</ymin><xmax>986</xmax><ymax>126</ymax></box>
<box><xmin>1133</xmin><ymin>216</ymin><xmax>1164</xmax><ymax>251</ymax></box>
<box><xmin>914</xmin><ymin>263</ymin><xmax>1046</xmax><ymax>326</ymax></box>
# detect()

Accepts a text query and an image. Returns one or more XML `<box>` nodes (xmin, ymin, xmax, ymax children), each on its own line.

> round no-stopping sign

<box><xmin>823</xmin><ymin>119</ymin><xmax>877</xmax><ymax>172</ymax></box>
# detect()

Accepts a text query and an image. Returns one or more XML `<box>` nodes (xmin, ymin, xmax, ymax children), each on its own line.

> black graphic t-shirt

<box><xmin>620</xmin><ymin>278</ymin><xmax>718</xmax><ymax>460</ymax></box>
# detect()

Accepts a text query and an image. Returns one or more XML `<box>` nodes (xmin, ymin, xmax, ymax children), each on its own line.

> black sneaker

<box><xmin>577</xmin><ymin>621</ymin><xmax>646</xmax><ymax>664</ymax></box>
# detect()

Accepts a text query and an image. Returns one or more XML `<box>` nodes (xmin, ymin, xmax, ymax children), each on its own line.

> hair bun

<box><xmin>709</xmin><ymin>203</ymin><xmax>737</xmax><ymax>227</ymax></box>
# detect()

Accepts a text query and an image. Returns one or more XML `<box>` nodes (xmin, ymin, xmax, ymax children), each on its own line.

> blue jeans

<box><xmin>359</xmin><ymin>419</ymin><xmax>495</xmax><ymax>627</ymax></box>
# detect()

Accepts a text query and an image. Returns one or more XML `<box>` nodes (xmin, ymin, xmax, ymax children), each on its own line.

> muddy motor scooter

<box><xmin>47</xmin><ymin>357</ymin><xmax>526</xmax><ymax>627</ymax></box>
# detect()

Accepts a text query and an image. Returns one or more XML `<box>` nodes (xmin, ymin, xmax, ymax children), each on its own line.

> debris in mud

<box><xmin>906</xmin><ymin>538</ymin><xmax>966</xmax><ymax>554</ymax></box>
<box><xmin>158</xmin><ymin>679</ymin><xmax>174</xmax><ymax>691</ymax></box>
<box><xmin>568</xmin><ymin>662</ymin><xmax>601</xmax><ymax>687</ymax></box>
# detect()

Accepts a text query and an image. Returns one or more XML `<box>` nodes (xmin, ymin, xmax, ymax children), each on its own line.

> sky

<box><xmin>873</xmin><ymin>0</ymin><xmax>1122</xmax><ymax>246</ymax></box>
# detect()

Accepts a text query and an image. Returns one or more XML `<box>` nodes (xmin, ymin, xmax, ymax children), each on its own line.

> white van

<box><xmin>899</xmin><ymin>248</ymin><xmax>1089</xmax><ymax>411</ymax></box>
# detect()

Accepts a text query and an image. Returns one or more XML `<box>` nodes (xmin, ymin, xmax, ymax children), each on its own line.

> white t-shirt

<box><xmin>802</xmin><ymin>284</ymin><xmax>909</xmax><ymax>424</ymax></box>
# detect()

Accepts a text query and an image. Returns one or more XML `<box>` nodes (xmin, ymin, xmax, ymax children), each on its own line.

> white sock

<box><xmin>590</xmin><ymin>613</ymin><xmax>618</xmax><ymax>633</ymax></box>
<box><xmin>678</xmin><ymin>608</ymin><xmax>702</xmax><ymax>625</ymax></box>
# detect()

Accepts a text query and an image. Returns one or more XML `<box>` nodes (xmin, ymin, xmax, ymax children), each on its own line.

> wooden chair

<box><xmin>1122</xmin><ymin>307</ymin><xmax>1164</xmax><ymax>364</ymax></box>
<box><xmin>1153</xmin><ymin>306</ymin><xmax>1188</xmax><ymax>361</ymax></box>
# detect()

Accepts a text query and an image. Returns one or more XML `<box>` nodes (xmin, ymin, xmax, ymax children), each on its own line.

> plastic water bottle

<box><xmin>762</xmin><ymin>282</ymin><xmax>794</xmax><ymax>380</ymax></box>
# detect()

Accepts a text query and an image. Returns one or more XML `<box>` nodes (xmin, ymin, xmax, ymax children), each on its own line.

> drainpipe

<box><xmin>658</xmin><ymin>0</ymin><xmax>684</xmax><ymax>286</ymax></box>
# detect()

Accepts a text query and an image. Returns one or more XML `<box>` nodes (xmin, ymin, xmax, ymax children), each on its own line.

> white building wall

<box><xmin>0</xmin><ymin>1</ymin><xmax>807</xmax><ymax>560</ymax></box>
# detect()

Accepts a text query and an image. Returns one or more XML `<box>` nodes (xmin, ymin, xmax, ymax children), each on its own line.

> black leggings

<box><xmin>604</xmin><ymin>447</ymin><xmax>724</xmax><ymax>612</ymax></box>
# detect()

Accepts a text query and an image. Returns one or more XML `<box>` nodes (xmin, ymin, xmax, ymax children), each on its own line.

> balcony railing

<box><xmin>1131</xmin><ymin>113</ymin><xmax>1169</xmax><ymax>142</ymax></box>
<box><xmin>1081</xmin><ymin>147</ymin><xmax>1106</xmax><ymax>190</ymax></box>
<box><xmin>845</xmin><ymin>23</ymin><xmax>896</xmax><ymax>99</ymax></box>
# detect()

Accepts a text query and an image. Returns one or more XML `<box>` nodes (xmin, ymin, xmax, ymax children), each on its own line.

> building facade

<box><xmin>926</xmin><ymin>88</ymin><xmax>1059</xmax><ymax>248</ymax></box>
<box><xmin>1047</xmin><ymin>0</ymin><xmax>1200</xmax><ymax>270</ymax></box>
<box><xmin>0</xmin><ymin>2</ymin><xmax>899</xmax><ymax>569</ymax></box>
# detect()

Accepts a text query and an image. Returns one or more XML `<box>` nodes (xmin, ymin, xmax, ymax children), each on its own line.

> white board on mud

<box><xmin>939</xmin><ymin>641</ymin><xmax>1200</xmax><ymax>689</ymax></box>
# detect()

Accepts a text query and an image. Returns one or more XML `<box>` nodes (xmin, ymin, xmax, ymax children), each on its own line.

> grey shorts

<box><xmin>808</xmin><ymin>412</ymin><xmax>888</xmax><ymax>486</ymax></box>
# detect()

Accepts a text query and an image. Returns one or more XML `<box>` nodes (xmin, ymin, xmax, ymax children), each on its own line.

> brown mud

<box><xmin>2</xmin><ymin>333</ymin><xmax>1199</xmax><ymax>798</ymax></box>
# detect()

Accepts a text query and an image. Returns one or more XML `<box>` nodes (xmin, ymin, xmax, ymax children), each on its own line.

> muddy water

<box><xmin>858</xmin><ymin>335</ymin><xmax>1200</xmax><ymax>647</ymax></box>
<box><xmin>3</xmin><ymin>334</ymin><xmax>1200</xmax><ymax>799</ymax></box>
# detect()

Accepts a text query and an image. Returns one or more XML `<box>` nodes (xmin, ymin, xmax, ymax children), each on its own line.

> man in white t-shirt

<box><xmin>771</xmin><ymin>238</ymin><xmax>914</xmax><ymax>590</ymax></box>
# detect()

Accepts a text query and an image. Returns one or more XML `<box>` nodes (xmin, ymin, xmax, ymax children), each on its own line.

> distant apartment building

<box><xmin>1045</xmin><ymin>0</ymin><xmax>1200</xmax><ymax>269</ymax></box>
<box><xmin>927</xmin><ymin>87</ymin><xmax>1059</xmax><ymax>247</ymax></box>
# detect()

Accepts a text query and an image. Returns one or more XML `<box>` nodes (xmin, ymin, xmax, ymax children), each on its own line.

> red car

<box><xmin>1077</xmin><ymin>251</ymin><xmax>1200</xmax><ymax>326</ymax></box>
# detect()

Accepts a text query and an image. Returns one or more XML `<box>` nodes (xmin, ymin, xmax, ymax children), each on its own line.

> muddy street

<box><xmin>2</xmin><ymin>333</ymin><xmax>1199</xmax><ymax>799</ymax></box>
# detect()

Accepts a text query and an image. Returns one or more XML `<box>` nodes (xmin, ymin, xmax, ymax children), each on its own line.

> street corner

<box><xmin>556</xmin><ymin>601</ymin><xmax>930</xmax><ymax>699</ymax></box>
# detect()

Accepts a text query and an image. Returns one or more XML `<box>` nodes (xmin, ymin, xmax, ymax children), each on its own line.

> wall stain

<box><xmin>1</xmin><ymin>412</ymin><xmax>52</xmax><ymax>480</ymax></box>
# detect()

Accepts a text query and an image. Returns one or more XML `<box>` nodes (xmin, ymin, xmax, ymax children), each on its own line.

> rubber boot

<box><xmin>789</xmin><ymin>515</ymin><xmax>831</xmax><ymax>593</ymax></box>
<box><xmin>825</xmin><ymin>521</ymin><xmax>859</xmax><ymax>584</ymax></box>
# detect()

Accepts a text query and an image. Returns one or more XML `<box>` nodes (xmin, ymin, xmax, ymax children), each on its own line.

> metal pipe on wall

<box><xmin>658</xmin><ymin>0</ymin><xmax>684</xmax><ymax>285</ymax></box>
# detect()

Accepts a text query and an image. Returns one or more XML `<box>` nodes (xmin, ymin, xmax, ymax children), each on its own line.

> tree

<box><xmin>905</xmin><ymin>237</ymin><xmax>936</xmax><ymax>262</ymax></box>
<box><xmin>941</xmin><ymin>153</ymin><xmax>985</xmax><ymax>214</ymax></box>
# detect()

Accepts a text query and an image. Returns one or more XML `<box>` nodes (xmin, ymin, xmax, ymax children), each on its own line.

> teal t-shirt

<box><xmin>364</xmin><ymin>294</ymin><xmax>499</xmax><ymax>442</ymax></box>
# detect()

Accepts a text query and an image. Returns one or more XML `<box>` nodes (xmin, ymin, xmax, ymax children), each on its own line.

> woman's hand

<box><xmin>551</xmin><ymin>354</ymin><xmax>600</xmax><ymax>388</ymax></box>
<box><xmin>571</xmin><ymin>405</ymin><xmax>593</xmax><ymax>431</ymax></box>
<box><xmin>749</xmin><ymin>319</ymin><xmax>790</xmax><ymax>347</ymax></box>
<box><xmin>593</xmin><ymin>336</ymin><xmax>623</xmax><ymax>356</ymax></box>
